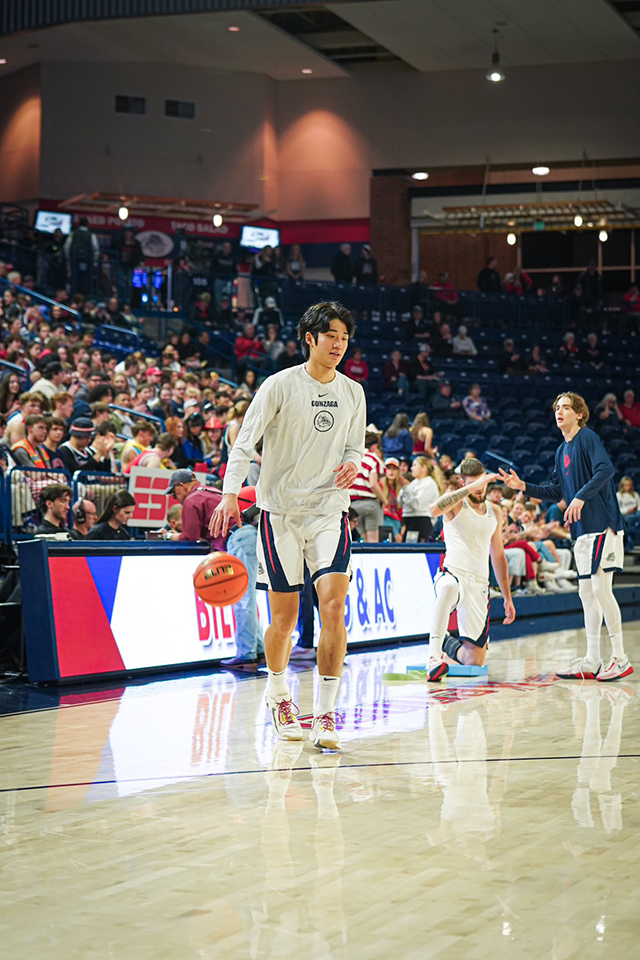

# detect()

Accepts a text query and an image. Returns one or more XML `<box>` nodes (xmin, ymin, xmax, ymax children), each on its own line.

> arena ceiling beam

<box><xmin>0</xmin><ymin>0</ymin><xmax>367</xmax><ymax>36</ymax></box>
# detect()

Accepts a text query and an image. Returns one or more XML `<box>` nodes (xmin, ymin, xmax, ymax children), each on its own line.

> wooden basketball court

<box><xmin>2</xmin><ymin>625</ymin><xmax>639</xmax><ymax>958</ymax></box>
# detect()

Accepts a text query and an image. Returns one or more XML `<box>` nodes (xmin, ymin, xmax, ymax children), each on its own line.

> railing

<box><xmin>0</xmin><ymin>276</ymin><xmax>80</xmax><ymax>322</ymax></box>
<box><xmin>108</xmin><ymin>404</ymin><xmax>164</xmax><ymax>429</ymax></box>
<box><xmin>72</xmin><ymin>471</ymin><xmax>128</xmax><ymax>518</ymax></box>
<box><xmin>7</xmin><ymin>465</ymin><xmax>73</xmax><ymax>539</ymax></box>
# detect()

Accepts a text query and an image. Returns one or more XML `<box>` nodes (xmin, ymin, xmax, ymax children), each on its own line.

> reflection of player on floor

<box><xmin>500</xmin><ymin>392</ymin><xmax>633</xmax><ymax>682</ymax></box>
<box><xmin>211</xmin><ymin>302</ymin><xmax>366</xmax><ymax>749</ymax></box>
<box><xmin>427</xmin><ymin>458</ymin><xmax>515</xmax><ymax>682</ymax></box>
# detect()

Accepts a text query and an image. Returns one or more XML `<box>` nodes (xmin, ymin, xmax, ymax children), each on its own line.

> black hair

<box><xmin>40</xmin><ymin>483</ymin><xmax>72</xmax><ymax>510</ymax></box>
<box><xmin>79</xmin><ymin>216</ymin><xmax>89</xmax><ymax>227</ymax></box>
<box><xmin>297</xmin><ymin>301</ymin><xmax>355</xmax><ymax>360</ymax></box>
<box><xmin>97</xmin><ymin>490</ymin><xmax>136</xmax><ymax>525</ymax></box>
<box><xmin>95</xmin><ymin>419</ymin><xmax>118</xmax><ymax>436</ymax></box>
<box><xmin>87</xmin><ymin>384</ymin><xmax>113</xmax><ymax>404</ymax></box>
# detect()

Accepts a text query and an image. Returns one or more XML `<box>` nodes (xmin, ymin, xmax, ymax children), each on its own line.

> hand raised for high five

<box><xmin>498</xmin><ymin>468</ymin><xmax>526</xmax><ymax>491</ymax></box>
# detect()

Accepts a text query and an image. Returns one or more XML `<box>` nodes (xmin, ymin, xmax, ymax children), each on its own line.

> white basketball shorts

<box><xmin>574</xmin><ymin>528</ymin><xmax>624</xmax><ymax>580</ymax></box>
<box><xmin>257</xmin><ymin>510</ymin><xmax>351</xmax><ymax>593</ymax></box>
<box><xmin>433</xmin><ymin>566</ymin><xmax>491</xmax><ymax>648</ymax></box>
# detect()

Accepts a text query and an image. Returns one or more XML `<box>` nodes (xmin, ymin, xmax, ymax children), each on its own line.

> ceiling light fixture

<box><xmin>412</xmin><ymin>172</ymin><xmax>429</xmax><ymax>181</ymax></box>
<box><xmin>301</xmin><ymin>68</ymin><xmax>313</xmax><ymax>75</ymax></box>
<box><xmin>599</xmin><ymin>229</ymin><xmax>608</xmax><ymax>242</ymax></box>
<box><xmin>228</xmin><ymin>26</ymin><xmax>240</xmax><ymax>32</ymax></box>
<box><xmin>532</xmin><ymin>165</ymin><xmax>550</xmax><ymax>176</ymax></box>
<box><xmin>118</xmin><ymin>206</ymin><xmax>129</xmax><ymax>221</ymax></box>
<box><xmin>0</xmin><ymin>59</ymin><xmax>6</xmax><ymax>65</ymax></box>
<box><xmin>213</xmin><ymin>214</ymin><xmax>223</xmax><ymax>228</ymax></box>
<box><xmin>486</xmin><ymin>29</ymin><xmax>505</xmax><ymax>82</ymax></box>
<box><xmin>573</xmin><ymin>214</ymin><xmax>583</xmax><ymax>227</ymax></box>
<box><xmin>507</xmin><ymin>232</ymin><xmax>517</xmax><ymax>246</ymax></box>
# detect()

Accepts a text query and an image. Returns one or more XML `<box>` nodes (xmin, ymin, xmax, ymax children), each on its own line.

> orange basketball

<box><xmin>193</xmin><ymin>552</ymin><xmax>249</xmax><ymax>607</ymax></box>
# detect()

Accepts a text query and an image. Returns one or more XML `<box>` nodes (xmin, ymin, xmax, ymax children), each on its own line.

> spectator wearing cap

<box><xmin>11</xmin><ymin>414</ymin><xmax>49</xmax><ymax>468</ymax></box>
<box><xmin>36</xmin><ymin>484</ymin><xmax>72</xmax><ymax>536</ymax></box>
<box><xmin>380</xmin><ymin>457</ymin><xmax>410</xmax><ymax>541</ymax></box>
<box><xmin>166</xmin><ymin>470</ymin><xmax>229</xmax><ymax>551</ymax></box>
<box><xmin>145</xmin><ymin>366</ymin><xmax>162</xmax><ymax>396</ymax></box>
<box><xmin>69</xmin><ymin>498</ymin><xmax>98</xmax><ymax>539</ymax></box>
<box><xmin>350</xmin><ymin>429</ymin><xmax>386</xmax><ymax>542</ymax></box>
<box><xmin>409</xmin><ymin>345</ymin><xmax>440</xmax><ymax>398</ymax></box>
<box><xmin>354</xmin><ymin>244</ymin><xmax>378</xmax><ymax>285</ymax></box>
<box><xmin>85</xmin><ymin>491</ymin><xmax>136</xmax><ymax>541</ymax></box>
<box><xmin>432</xmin><ymin>380</ymin><xmax>463</xmax><ymax>418</ymax></box>
<box><xmin>203</xmin><ymin>417</ymin><xmax>223</xmax><ymax>469</ymax></box>
<box><xmin>35</xmin><ymin>361</ymin><xmax>67</xmax><ymax>400</ymax></box>
<box><xmin>252</xmin><ymin>296</ymin><xmax>283</xmax><ymax>332</ymax></box>
<box><xmin>58</xmin><ymin>418</ymin><xmax>112</xmax><ymax>474</ymax></box>
<box><xmin>452</xmin><ymin>325</ymin><xmax>477</xmax><ymax>357</ymax></box>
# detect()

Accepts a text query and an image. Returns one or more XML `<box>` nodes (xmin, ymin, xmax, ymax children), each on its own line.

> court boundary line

<box><xmin>3</xmin><ymin>753</ymin><xmax>640</xmax><ymax>794</ymax></box>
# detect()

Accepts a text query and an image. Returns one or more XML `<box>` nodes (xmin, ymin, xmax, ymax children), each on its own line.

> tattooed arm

<box><xmin>430</xmin><ymin>472</ymin><xmax>498</xmax><ymax>520</ymax></box>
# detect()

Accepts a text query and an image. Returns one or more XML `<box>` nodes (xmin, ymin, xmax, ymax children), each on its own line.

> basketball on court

<box><xmin>193</xmin><ymin>552</ymin><xmax>249</xmax><ymax>607</ymax></box>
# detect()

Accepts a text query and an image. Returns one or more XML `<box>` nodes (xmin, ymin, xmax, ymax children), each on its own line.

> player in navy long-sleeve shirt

<box><xmin>500</xmin><ymin>392</ymin><xmax>632</xmax><ymax>682</ymax></box>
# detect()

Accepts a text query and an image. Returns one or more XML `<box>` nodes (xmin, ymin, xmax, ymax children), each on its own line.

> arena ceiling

<box><xmin>0</xmin><ymin>0</ymin><xmax>638</xmax><ymax>80</ymax></box>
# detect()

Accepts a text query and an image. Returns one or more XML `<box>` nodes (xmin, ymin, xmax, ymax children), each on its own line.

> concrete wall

<box><xmin>3</xmin><ymin>57</ymin><xmax>640</xmax><ymax>222</ymax></box>
<box><xmin>0</xmin><ymin>65</ymin><xmax>41</xmax><ymax>203</ymax></box>
<box><xmin>39</xmin><ymin>61</ymin><xmax>276</xmax><ymax>212</ymax></box>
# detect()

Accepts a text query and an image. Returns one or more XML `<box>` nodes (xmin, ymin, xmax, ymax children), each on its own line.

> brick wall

<box><xmin>419</xmin><ymin>233</ymin><xmax>518</xmax><ymax>292</ymax></box>
<box><xmin>370</xmin><ymin>176</ymin><xmax>411</xmax><ymax>285</ymax></box>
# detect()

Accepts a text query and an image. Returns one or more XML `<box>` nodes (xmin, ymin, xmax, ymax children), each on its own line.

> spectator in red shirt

<box><xmin>504</xmin><ymin>267</ymin><xmax>532</xmax><ymax>296</ymax></box>
<box><xmin>622</xmin><ymin>284</ymin><xmax>640</xmax><ymax>334</ymax></box>
<box><xmin>383</xmin><ymin>349</ymin><xmax>409</xmax><ymax>396</ymax></box>
<box><xmin>234</xmin><ymin>323</ymin><xmax>264</xmax><ymax>381</ymax></box>
<box><xmin>621</xmin><ymin>389</ymin><xmax>640</xmax><ymax>428</ymax></box>
<box><xmin>431</xmin><ymin>271</ymin><xmax>459</xmax><ymax>305</ymax></box>
<box><xmin>558</xmin><ymin>331</ymin><xmax>580</xmax><ymax>365</ymax></box>
<box><xmin>344</xmin><ymin>347</ymin><xmax>369</xmax><ymax>387</ymax></box>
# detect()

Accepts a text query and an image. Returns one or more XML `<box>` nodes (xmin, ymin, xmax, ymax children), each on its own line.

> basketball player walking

<box><xmin>426</xmin><ymin>458</ymin><xmax>516</xmax><ymax>682</ymax></box>
<box><xmin>211</xmin><ymin>302</ymin><xmax>366</xmax><ymax>748</ymax></box>
<box><xmin>500</xmin><ymin>392</ymin><xmax>632</xmax><ymax>681</ymax></box>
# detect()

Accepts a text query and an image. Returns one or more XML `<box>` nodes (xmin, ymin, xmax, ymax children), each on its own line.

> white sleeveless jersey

<box><xmin>443</xmin><ymin>498</ymin><xmax>498</xmax><ymax>581</ymax></box>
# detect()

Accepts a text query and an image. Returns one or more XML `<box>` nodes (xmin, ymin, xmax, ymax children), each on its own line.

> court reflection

<box><xmin>563</xmin><ymin>682</ymin><xmax>635</xmax><ymax>833</ymax></box>
<box><xmin>256</xmin><ymin>741</ymin><xmax>346</xmax><ymax>960</ymax></box>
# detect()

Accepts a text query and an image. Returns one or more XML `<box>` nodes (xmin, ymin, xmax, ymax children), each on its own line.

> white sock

<box><xmin>316</xmin><ymin>676</ymin><xmax>340</xmax><ymax>716</ymax></box>
<box><xmin>268</xmin><ymin>668</ymin><xmax>290</xmax><ymax>702</ymax></box>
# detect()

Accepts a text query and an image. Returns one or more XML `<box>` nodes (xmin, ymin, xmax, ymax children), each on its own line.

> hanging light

<box><xmin>532</xmin><ymin>165</ymin><xmax>550</xmax><ymax>176</ymax></box>
<box><xmin>412</xmin><ymin>172</ymin><xmax>429</xmax><ymax>181</ymax></box>
<box><xmin>486</xmin><ymin>29</ymin><xmax>505</xmax><ymax>82</ymax></box>
<box><xmin>118</xmin><ymin>205</ymin><xmax>129</xmax><ymax>221</ymax></box>
<box><xmin>573</xmin><ymin>214</ymin><xmax>583</xmax><ymax>227</ymax></box>
<box><xmin>212</xmin><ymin>214</ymin><xmax>223</xmax><ymax>228</ymax></box>
<box><xmin>599</xmin><ymin>229</ymin><xmax>608</xmax><ymax>242</ymax></box>
<box><xmin>507</xmin><ymin>232</ymin><xmax>517</xmax><ymax>246</ymax></box>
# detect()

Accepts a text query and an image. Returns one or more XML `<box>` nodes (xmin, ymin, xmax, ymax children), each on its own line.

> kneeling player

<box><xmin>426</xmin><ymin>459</ymin><xmax>516</xmax><ymax>681</ymax></box>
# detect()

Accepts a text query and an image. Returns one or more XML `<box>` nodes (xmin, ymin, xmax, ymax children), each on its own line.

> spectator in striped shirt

<box><xmin>350</xmin><ymin>427</ymin><xmax>387</xmax><ymax>542</ymax></box>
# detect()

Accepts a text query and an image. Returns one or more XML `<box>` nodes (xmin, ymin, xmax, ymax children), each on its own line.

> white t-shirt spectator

<box><xmin>452</xmin><ymin>328</ymin><xmax>477</xmax><ymax>356</ymax></box>
<box><xmin>351</xmin><ymin>450</ymin><xmax>384</xmax><ymax>500</ymax></box>
<box><xmin>617</xmin><ymin>490</ymin><xmax>640</xmax><ymax>515</ymax></box>
<box><xmin>398</xmin><ymin>476</ymin><xmax>439</xmax><ymax>516</ymax></box>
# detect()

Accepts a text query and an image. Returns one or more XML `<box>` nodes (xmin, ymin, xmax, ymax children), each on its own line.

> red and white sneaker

<box><xmin>309</xmin><ymin>712</ymin><xmax>342</xmax><ymax>750</ymax></box>
<box><xmin>426</xmin><ymin>656</ymin><xmax>449</xmax><ymax>682</ymax></box>
<box><xmin>596</xmin><ymin>657</ymin><xmax>634</xmax><ymax>682</ymax></box>
<box><xmin>556</xmin><ymin>657</ymin><xmax>602</xmax><ymax>680</ymax></box>
<box><xmin>266</xmin><ymin>694</ymin><xmax>303</xmax><ymax>740</ymax></box>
